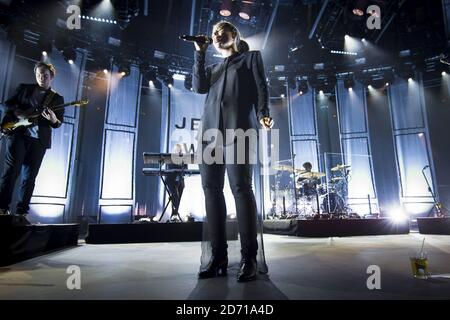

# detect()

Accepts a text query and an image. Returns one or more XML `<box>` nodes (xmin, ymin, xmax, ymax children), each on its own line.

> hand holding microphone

<box><xmin>179</xmin><ymin>34</ymin><xmax>212</xmax><ymax>52</ymax></box>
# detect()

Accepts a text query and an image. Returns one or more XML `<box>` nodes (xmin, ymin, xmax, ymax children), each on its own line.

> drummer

<box><xmin>297</xmin><ymin>162</ymin><xmax>317</xmax><ymax>195</ymax></box>
<box><xmin>297</xmin><ymin>162</ymin><xmax>313</xmax><ymax>182</ymax></box>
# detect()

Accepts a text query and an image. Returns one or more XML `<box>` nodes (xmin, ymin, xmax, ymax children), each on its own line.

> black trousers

<box><xmin>0</xmin><ymin>134</ymin><xmax>46</xmax><ymax>214</ymax></box>
<box><xmin>199</xmin><ymin>144</ymin><xmax>258</xmax><ymax>260</ymax></box>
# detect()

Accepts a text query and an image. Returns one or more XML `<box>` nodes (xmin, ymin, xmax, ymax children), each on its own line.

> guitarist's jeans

<box><xmin>0</xmin><ymin>134</ymin><xmax>46</xmax><ymax>214</ymax></box>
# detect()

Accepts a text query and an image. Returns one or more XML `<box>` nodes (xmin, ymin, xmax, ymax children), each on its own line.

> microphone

<box><xmin>179</xmin><ymin>35</ymin><xmax>212</xmax><ymax>44</ymax></box>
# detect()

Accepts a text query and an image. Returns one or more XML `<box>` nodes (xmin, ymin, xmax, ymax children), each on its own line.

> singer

<box><xmin>192</xmin><ymin>21</ymin><xmax>273</xmax><ymax>282</ymax></box>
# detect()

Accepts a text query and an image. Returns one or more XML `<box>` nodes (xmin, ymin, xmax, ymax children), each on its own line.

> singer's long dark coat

<box><xmin>192</xmin><ymin>50</ymin><xmax>269</xmax><ymax>144</ymax></box>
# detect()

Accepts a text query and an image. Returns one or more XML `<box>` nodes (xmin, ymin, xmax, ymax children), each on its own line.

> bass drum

<box><xmin>321</xmin><ymin>193</ymin><xmax>345</xmax><ymax>214</ymax></box>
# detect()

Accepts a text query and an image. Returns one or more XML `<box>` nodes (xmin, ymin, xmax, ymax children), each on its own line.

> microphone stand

<box><xmin>422</xmin><ymin>166</ymin><xmax>444</xmax><ymax>217</ymax></box>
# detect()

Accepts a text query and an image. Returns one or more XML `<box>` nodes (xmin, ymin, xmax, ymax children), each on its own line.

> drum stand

<box><xmin>315</xmin><ymin>184</ymin><xmax>321</xmax><ymax>215</ymax></box>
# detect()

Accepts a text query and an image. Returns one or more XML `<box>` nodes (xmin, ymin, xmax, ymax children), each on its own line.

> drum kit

<box><xmin>270</xmin><ymin>162</ymin><xmax>352</xmax><ymax>219</ymax></box>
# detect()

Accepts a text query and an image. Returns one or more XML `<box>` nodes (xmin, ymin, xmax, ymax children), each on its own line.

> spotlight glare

<box><xmin>386</xmin><ymin>82</ymin><xmax>389</xmax><ymax>86</ymax></box>
<box><xmin>239</xmin><ymin>12</ymin><xmax>250</xmax><ymax>20</ymax></box>
<box><xmin>353</xmin><ymin>8</ymin><xmax>364</xmax><ymax>16</ymax></box>
<box><xmin>408</xmin><ymin>77</ymin><xmax>413</xmax><ymax>82</ymax></box>
<box><xmin>368</xmin><ymin>85</ymin><xmax>372</xmax><ymax>89</ymax></box>
<box><xmin>68</xmin><ymin>59</ymin><xmax>74</xmax><ymax>65</ymax></box>
<box><xmin>103</xmin><ymin>69</ymin><xmax>108</xmax><ymax>74</ymax></box>
<box><xmin>149</xmin><ymin>80</ymin><xmax>154</xmax><ymax>86</ymax></box>
<box><xmin>349</xmin><ymin>87</ymin><xmax>352</xmax><ymax>91</ymax></box>
<box><xmin>442</xmin><ymin>71</ymin><xmax>447</xmax><ymax>76</ymax></box>
<box><xmin>168</xmin><ymin>83</ymin><xmax>173</xmax><ymax>88</ymax></box>
<box><xmin>344</xmin><ymin>34</ymin><xmax>349</xmax><ymax>39</ymax></box>
<box><xmin>121</xmin><ymin>71</ymin><xmax>126</xmax><ymax>76</ymax></box>
<box><xmin>319</xmin><ymin>90</ymin><xmax>324</xmax><ymax>94</ymax></box>
<box><xmin>362</xmin><ymin>38</ymin><xmax>366</xmax><ymax>42</ymax></box>
<box><xmin>388</xmin><ymin>208</ymin><xmax>408</xmax><ymax>223</ymax></box>
<box><xmin>220</xmin><ymin>9</ymin><xmax>231</xmax><ymax>16</ymax></box>
<box><xmin>299</xmin><ymin>91</ymin><xmax>303</xmax><ymax>95</ymax></box>
<box><xmin>42</xmin><ymin>51</ymin><xmax>47</xmax><ymax>56</ymax></box>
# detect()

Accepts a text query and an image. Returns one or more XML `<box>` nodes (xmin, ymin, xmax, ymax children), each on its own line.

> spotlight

<box><xmin>344</xmin><ymin>76</ymin><xmax>355</xmax><ymax>90</ymax></box>
<box><xmin>280</xmin><ymin>93</ymin><xmax>285</xmax><ymax>98</ymax></box>
<box><xmin>397</xmin><ymin>64</ymin><xmax>415</xmax><ymax>81</ymax></box>
<box><xmin>144</xmin><ymin>70</ymin><xmax>157</xmax><ymax>85</ymax></box>
<box><xmin>383</xmin><ymin>69</ymin><xmax>395</xmax><ymax>86</ymax></box>
<box><xmin>163</xmin><ymin>75</ymin><xmax>174</xmax><ymax>88</ymax></box>
<box><xmin>220</xmin><ymin>0</ymin><xmax>232</xmax><ymax>17</ymax></box>
<box><xmin>442</xmin><ymin>71</ymin><xmax>447</xmax><ymax>76</ymax></box>
<box><xmin>239</xmin><ymin>2</ymin><xmax>252</xmax><ymax>20</ymax></box>
<box><xmin>297</xmin><ymin>79</ymin><xmax>308</xmax><ymax>95</ymax></box>
<box><xmin>353</xmin><ymin>0</ymin><xmax>367</xmax><ymax>17</ymax></box>
<box><xmin>388</xmin><ymin>208</ymin><xmax>408</xmax><ymax>223</ymax></box>
<box><xmin>319</xmin><ymin>90</ymin><xmax>323</xmax><ymax>94</ymax></box>
<box><xmin>118</xmin><ymin>64</ymin><xmax>131</xmax><ymax>77</ymax></box>
<box><xmin>344</xmin><ymin>34</ymin><xmax>350</xmax><ymax>40</ymax></box>
<box><xmin>62</xmin><ymin>47</ymin><xmax>77</xmax><ymax>64</ymax></box>
<box><xmin>367</xmin><ymin>85</ymin><xmax>373</xmax><ymax>89</ymax></box>
<box><xmin>103</xmin><ymin>69</ymin><xmax>109</xmax><ymax>74</ymax></box>
<box><xmin>38</xmin><ymin>35</ymin><xmax>53</xmax><ymax>57</ymax></box>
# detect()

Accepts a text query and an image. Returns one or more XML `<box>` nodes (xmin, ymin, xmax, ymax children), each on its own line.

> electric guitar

<box><xmin>0</xmin><ymin>98</ymin><xmax>89</xmax><ymax>135</ymax></box>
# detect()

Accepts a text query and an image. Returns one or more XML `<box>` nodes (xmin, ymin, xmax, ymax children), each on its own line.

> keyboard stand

<box><xmin>158</xmin><ymin>163</ymin><xmax>185</xmax><ymax>222</ymax></box>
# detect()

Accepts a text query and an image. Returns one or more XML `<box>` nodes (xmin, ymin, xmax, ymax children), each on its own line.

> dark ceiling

<box><xmin>0</xmin><ymin>0</ymin><xmax>447</xmax><ymax>78</ymax></box>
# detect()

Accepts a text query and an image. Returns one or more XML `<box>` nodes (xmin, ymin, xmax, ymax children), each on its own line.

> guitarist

<box><xmin>0</xmin><ymin>62</ymin><xmax>64</xmax><ymax>222</ymax></box>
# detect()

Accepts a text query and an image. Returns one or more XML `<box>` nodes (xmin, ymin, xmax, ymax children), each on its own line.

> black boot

<box><xmin>198</xmin><ymin>256</ymin><xmax>228</xmax><ymax>279</ymax></box>
<box><xmin>237</xmin><ymin>258</ymin><xmax>257</xmax><ymax>282</ymax></box>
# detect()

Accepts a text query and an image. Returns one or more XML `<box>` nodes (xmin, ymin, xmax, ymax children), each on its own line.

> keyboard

<box><xmin>142</xmin><ymin>168</ymin><xmax>200</xmax><ymax>176</ymax></box>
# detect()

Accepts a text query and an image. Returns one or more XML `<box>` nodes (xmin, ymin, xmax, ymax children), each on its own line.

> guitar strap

<box><xmin>42</xmin><ymin>89</ymin><xmax>56</xmax><ymax>109</ymax></box>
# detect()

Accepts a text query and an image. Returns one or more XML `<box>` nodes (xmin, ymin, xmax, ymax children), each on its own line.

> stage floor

<box><xmin>0</xmin><ymin>233</ymin><xmax>449</xmax><ymax>300</ymax></box>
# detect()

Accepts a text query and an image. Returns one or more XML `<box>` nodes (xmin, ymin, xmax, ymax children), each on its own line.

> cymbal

<box><xmin>330</xmin><ymin>177</ymin><xmax>344</xmax><ymax>182</ymax></box>
<box><xmin>274</xmin><ymin>165</ymin><xmax>295</xmax><ymax>172</ymax></box>
<box><xmin>298</xmin><ymin>171</ymin><xmax>325</xmax><ymax>179</ymax></box>
<box><xmin>331</xmin><ymin>164</ymin><xmax>351</xmax><ymax>171</ymax></box>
